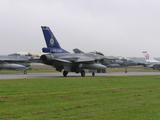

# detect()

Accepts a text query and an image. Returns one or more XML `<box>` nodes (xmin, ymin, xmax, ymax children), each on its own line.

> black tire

<box><xmin>24</xmin><ymin>70</ymin><xmax>27</xmax><ymax>74</ymax></box>
<box><xmin>92</xmin><ymin>72</ymin><xmax>95</xmax><ymax>76</ymax></box>
<box><xmin>63</xmin><ymin>71</ymin><xmax>68</xmax><ymax>77</ymax></box>
<box><xmin>81</xmin><ymin>70</ymin><xmax>85</xmax><ymax>77</ymax></box>
<box><xmin>102</xmin><ymin>69</ymin><xmax>106</xmax><ymax>73</ymax></box>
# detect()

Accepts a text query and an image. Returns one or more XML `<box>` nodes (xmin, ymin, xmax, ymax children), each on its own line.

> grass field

<box><xmin>1</xmin><ymin>76</ymin><xmax>160</xmax><ymax>120</ymax></box>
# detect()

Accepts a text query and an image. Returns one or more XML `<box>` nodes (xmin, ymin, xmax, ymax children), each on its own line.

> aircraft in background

<box><xmin>142</xmin><ymin>51</ymin><xmax>160</xmax><ymax>70</ymax></box>
<box><xmin>73</xmin><ymin>48</ymin><xmax>143</xmax><ymax>73</ymax></box>
<box><xmin>102</xmin><ymin>57</ymin><xmax>143</xmax><ymax>73</ymax></box>
<box><xmin>0</xmin><ymin>52</ymin><xmax>40</xmax><ymax>74</ymax></box>
<box><xmin>40</xmin><ymin>26</ymin><xmax>108</xmax><ymax>77</ymax></box>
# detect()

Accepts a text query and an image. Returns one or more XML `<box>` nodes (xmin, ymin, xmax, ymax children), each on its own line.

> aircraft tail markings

<box><xmin>142</xmin><ymin>51</ymin><xmax>159</xmax><ymax>62</ymax></box>
<box><xmin>41</xmin><ymin>26</ymin><xmax>69</xmax><ymax>53</ymax></box>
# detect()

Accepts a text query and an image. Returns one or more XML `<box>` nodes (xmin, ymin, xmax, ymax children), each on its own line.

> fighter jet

<box><xmin>103</xmin><ymin>57</ymin><xmax>143</xmax><ymax>73</ymax></box>
<box><xmin>40</xmin><ymin>26</ymin><xmax>107</xmax><ymax>77</ymax></box>
<box><xmin>73</xmin><ymin>48</ymin><xmax>142</xmax><ymax>73</ymax></box>
<box><xmin>0</xmin><ymin>52</ymin><xmax>40</xmax><ymax>74</ymax></box>
<box><xmin>142</xmin><ymin>51</ymin><xmax>160</xmax><ymax>70</ymax></box>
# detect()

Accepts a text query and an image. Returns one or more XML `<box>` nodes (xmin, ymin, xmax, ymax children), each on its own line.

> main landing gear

<box><xmin>24</xmin><ymin>70</ymin><xmax>27</xmax><ymax>74</ymax></box>
<box><xmin>81</xmin><ymin>70</ymin><xmax>85</xmax><ymax>77</ymax></box>
<box><xmin>92</xmin><ymin>72</ymin><xmax>95</xmax><ymax>76</ymax></box>
<box><xmin>62</xmin><ymin>70</ymin><xmax>95</xmax><ymax>77</ymax></box>
<box><xmin>125</xmin><ymin>66</ymin><xmax>128</xmax><ymax>73</ymax></box>
<box><xmin>63</xmin><ymin>71</ymin><xmax>68</xmax><ymax>77</ymax></box>
<box><xmin>81</xmin><ymin>70</ymin><xmax>95</xmax><ymax>77</ymax></box>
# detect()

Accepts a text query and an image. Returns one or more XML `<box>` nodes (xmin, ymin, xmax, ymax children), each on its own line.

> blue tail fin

<box><xmin>41</xmin><ymin>26</ymin><xmax>69</xmax><ymax>53</ymax></box>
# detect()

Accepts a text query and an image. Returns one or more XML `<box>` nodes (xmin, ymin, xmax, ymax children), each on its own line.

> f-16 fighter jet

<box><xmin>40</xmin><ymin>26</ymin><xmax>107</xmax><ymax>77</ymax></box>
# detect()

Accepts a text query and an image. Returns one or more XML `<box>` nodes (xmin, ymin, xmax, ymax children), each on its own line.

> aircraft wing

<box><xmin>74</xmin><ymin>57</ymin><xmax>95</xmax><ymax>63</ymax></box>
<box><xmin>145</xmin><ymin>63</ymin><xmax>160</xmax><ymax>69</ymax></box>
<box><xmin>53</xmin><ymin>57</ymin><xmax>94</xmax><ymax>63</ymax></box>
<box><xmin>0</xmin><ymin>56</ymin><xmax>29</xmax><ymax>61</ymax></box>
<box><xmin>146</xmin><ymin>64</ymin><xmax>155</xmax><ymax>68</ymax></box>
<box><xmin>58</xmin><ymin>55</ymin><xmax>95</xmax><ymax>63</ymax></box>
<box><xmin>74</xmin><ymin>55</ymin><xmax>113</xmax><ymax>63</ymax></box>
<box><xmin>152</xmin><ymin>64</ymin><xmax>160</xmax><ymax>68</ymax></box>
<box><xmin>58</xmin><ymin>56</ymin><xmax>78</xmax><ymax>62</ymax></box>
<box><xmin>0</xmin><ymin>55</ymin><xmax>42</xmax><ymax>64</ymax></box>
<box><xmin>107</xmin><ymin>64</ymin><xmax>121</xmax><ymax>67</ymax></box>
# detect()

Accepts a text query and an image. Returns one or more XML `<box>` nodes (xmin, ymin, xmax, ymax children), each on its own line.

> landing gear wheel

<box><xmin>125</xmin><ymin>66</ymin><xmax>128</xmax><ymax>73</ymax></box>
<box><xmin>63</xmin><ymin>71</ymin><xmax>68</xmax><ymax>77</ymax></box>
<box><xmin>24</xmin><ymin>70</ymin><xmax>27</xmax><ymax>74</ymax></box>
<box><xmin>81</xmin><ymin>70</ymin><xmax>85</xmax><ymax>77</ymax></box>
<box><xmin>92</xmin><ymin>72</ymin><xmax>95</xmax><ymax>76</ymax></box>
<box><xmin>102</xmin><ymin>69</ymin><xmax>106</xmax><ymax>73</ymax></box>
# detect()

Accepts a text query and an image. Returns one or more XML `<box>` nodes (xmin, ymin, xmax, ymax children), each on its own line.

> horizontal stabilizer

<box><xmin>53</xmin><ymin>58</ymin><xmax>72</xmax><ymax>63</ymax></box>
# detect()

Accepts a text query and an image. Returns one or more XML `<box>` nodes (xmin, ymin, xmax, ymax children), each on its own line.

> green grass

<box><xmin>1</xmin><ymin>76</ymin><xmax>160</xmax><ymax>120</ymax></box>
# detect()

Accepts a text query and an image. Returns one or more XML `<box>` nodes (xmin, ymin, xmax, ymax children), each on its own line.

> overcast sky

<box><xmin>0</xmin><ymin>0</ymin><xmax>160</xmax><ymax>57</ymax></box>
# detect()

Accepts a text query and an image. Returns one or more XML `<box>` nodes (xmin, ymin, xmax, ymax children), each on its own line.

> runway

<box><xmin>1</xmin><ymin>72</ymin><xmax>160</xmax><ymax>79</ymax></box>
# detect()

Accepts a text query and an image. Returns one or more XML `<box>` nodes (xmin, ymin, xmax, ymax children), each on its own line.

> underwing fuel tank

<box><xmin>0</xmin><ymin>63</ymin><xmax>26</xmax><ymax>71</ymax></box>
<box><xmin>78</xmin><ymin>63</ymin><xmax>106</xmax><ymax>70</ymax></box>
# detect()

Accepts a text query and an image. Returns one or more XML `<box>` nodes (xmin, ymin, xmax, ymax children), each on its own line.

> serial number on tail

<box><xmin>50</xmin><ymin>49</ymin><xmax>63</xmax><ymax>53</ymax></box>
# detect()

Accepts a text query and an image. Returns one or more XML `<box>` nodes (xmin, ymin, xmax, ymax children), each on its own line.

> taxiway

<box><xmin>0</xmin><ymin>72</ymin><xmax>160</xmax><ymax>79</ymax></box>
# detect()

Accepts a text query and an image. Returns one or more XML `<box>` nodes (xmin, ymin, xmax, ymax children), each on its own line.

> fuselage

<box><xmin>0</xmin><ymin>55</ymin><xmax>38</xmax><ymax>71</ymax></box>
<box><xmin>40</xmin><ymin>52</ymin><xmax>107</xmax><ymax>72</ymax></box>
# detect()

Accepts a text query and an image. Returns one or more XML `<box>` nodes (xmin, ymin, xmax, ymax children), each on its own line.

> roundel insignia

<box><xmin>50</xmin><ymin>37</ymin><xmax>54</xmax><ymax>46</ymax></box>
<box><xmin>145</xmin><ymin>54</ymin><xmax>150</xmax><ymax>60</ymax></box>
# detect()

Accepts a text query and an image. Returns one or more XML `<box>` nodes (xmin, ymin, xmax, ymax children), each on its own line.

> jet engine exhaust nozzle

<box><xmin>40</xmin><ymin>54</ymin><xmax>53</xmax><ymax>64</ymax></box>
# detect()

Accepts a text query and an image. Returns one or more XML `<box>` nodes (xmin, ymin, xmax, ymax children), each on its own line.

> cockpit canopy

<box><xmin>90</xmin><ymin>51</ymin><xmax>104</xmax><ymax>56</ymax></box>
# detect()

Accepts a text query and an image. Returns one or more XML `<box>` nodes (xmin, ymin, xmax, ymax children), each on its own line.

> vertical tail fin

<box><xmin>41</xmin><ymin>26</ymin><xmax>69</xmax><ymax>53</ymax></box>
<box><xmin>142</xmin><ymin>51</ymin><xmax>158</xmax><ymax>62</ymax></box>
<box><xmin>73</xmin><ymin>48</ymin><xmax>84</xmax><ymax>53</ymax></box>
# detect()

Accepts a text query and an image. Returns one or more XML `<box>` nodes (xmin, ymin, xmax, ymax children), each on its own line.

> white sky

<box><xmin>0</xmin><ymin>0</ymin><xmax>160</xmax><ymax>57</ymax></box>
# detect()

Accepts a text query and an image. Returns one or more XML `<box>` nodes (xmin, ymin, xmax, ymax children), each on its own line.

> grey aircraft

<box><xmin>40</xmin><ymin>26</ymin><xmax>108</xmax><ymax>77</ymax></box>
<box><xmin>102</xmin><ymin>57</ymin><xmax>143</xmax><ymax>73</ymax></box>
<box><xmin>73</xmin><ymin>48</ymin><xmax>143</xmax><ymax>73</ymax></box>
<box><xmin>0</xmin><ymin>52</ymin><xmax>40</xmax><ymax>74</ymax></box>
<box><xmin>142</xmin><ymin>51</ymin><xmax>160</xmax><ymax>70</ymax></box>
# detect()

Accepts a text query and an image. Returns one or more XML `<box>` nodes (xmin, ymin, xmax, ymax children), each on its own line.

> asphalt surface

<box><xmin>1</xmin><ymin>72</ymin><xmax>160</xmax><ymax>79</ymax></box>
